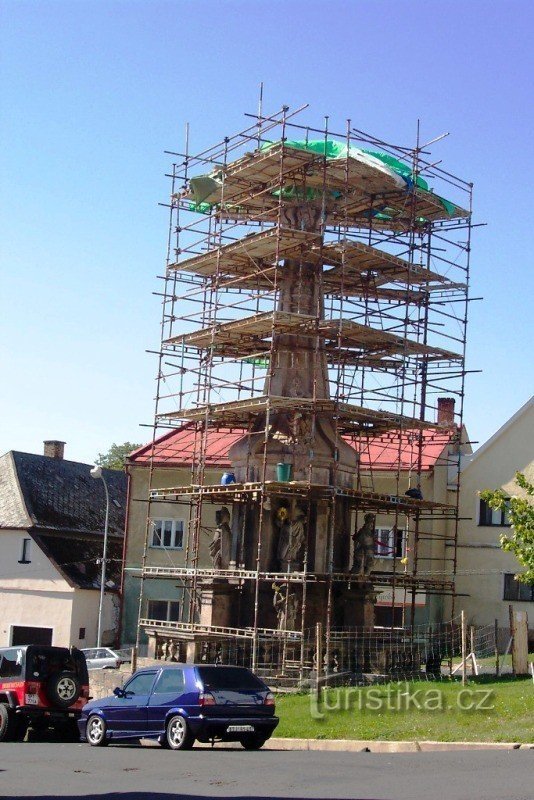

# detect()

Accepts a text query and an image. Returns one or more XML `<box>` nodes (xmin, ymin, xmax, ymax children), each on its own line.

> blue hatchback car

<box><xmin>79</xmin><ymin>664</ymin><xmax>278</xmax><ymax>750</ymax></box>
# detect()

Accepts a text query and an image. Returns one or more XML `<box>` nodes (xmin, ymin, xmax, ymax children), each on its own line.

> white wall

<box><xmin>0</xmin><ymin>529</ymin><xmax>120</xmax><ymax>647</ymax></box>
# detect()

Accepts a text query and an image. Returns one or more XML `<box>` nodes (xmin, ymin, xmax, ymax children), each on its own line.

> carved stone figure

<box><xmin>275</xmin><ymin>504</ymin><xmax>307</xmax><ymax>570</ymax></box>
<box><xmin>210</xmin><ymin>506</ymin><xmax>232</xmax><ymax>569</ymax></box>
<box><xmin>272</xmin><ymin>582</ymin><xmax>299</xmax><ymax>630</ymax></box>
<box><xmin>351</xmin><ymin>513</ymin><xmax>376</xmax><ymax>576</ymax></box>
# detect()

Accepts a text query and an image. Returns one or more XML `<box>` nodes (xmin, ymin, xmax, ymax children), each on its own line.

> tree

<box><xmin>480</xmin><ymin>472</ymin><xmax>534</xmax><ymax>584</ymax></box>
<box><xmin>95</xmin><ymin>442</ymin><xmax>142</xmax><ymax>471</ymax></box>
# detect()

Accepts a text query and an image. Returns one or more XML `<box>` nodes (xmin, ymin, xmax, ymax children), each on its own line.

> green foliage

<box><xmin>480</xmin><ymin>472</ymin><xmax>534</xmax><ymax>584</ymax></box>
<box><xmin>95</xmin><ymin>442</ymin><xmax>142</xmax><ymax>471</ymax></box>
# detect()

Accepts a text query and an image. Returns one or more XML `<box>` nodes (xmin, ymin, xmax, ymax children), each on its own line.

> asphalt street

<box><xmin>0</xmin><ymin>743</ymin><xmax>532</xmax><ymax>800</ymax></box>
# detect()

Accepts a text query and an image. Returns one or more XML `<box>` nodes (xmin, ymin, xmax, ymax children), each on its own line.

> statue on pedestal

<box><xmin>272</xmin><ymin>582</ymin><xmax>299</xmax><ymax>631</ymax></box>
<box><xmin>351</xmin><ymin>513</ymin><xmax>376</xmax><ymax>576</ymax></box>
<box><xmin>209</xmin><ymin>506</ymin><xmax>232</xmax><ymax>569</ymax></box>
<box><xmin>275</xmin><ymin>503</ymin><xmax>307</xmax><ymax>570</ymax></box>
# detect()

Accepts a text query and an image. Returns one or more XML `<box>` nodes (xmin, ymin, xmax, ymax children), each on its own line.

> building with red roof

<box><xmin>121</xmin><ymin>400</ymin><xmax>466</xmax><ymax>645</ymax></box>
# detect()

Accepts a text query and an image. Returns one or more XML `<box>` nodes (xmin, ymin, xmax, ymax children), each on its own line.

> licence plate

<box><xmin>227</xmin><ymin>724</ymin><xmax>254</xmax><ymax>733</ymax></box>
<box><xmin>25</xmin><ymin>694</ymin><xmax>39</xmax><ymax>705</ymax></box>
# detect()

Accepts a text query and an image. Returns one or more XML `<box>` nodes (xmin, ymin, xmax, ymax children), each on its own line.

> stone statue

<box><xmin>287</xmin><ymin>505</ymin><xmax>306</xmax><ymax>565</ymax></box>
<box><xmin>351</xmin><ymin>513</ymin><xmax>376</xmax><ymax>576</ymax></box>
<box><xmin>272</xmin><ymin>582</ymin><xmax>299</xmax><ymax>630</ymax></box>
<box><xmin>210</xmin><ymin>506</ymin><xmax>232</xmax><ymax>569</ymax></box>
<box><xmin>272</xmin><ymin>582</ymin><xmax>286</xmax><ymax>629</ymax></box>
<box><xmin>275</xmin><ymin>504</ymin><xmax>306</xmax><ymax>570</ymax></box>
<box><xmin>285</xmin><ymin>593</ymin><xmax>298</xmax><ymax>630</ymax></box>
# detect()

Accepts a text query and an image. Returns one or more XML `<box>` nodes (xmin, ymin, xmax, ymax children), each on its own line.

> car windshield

<box><xmin>197</xmin><ymin>666</ymin><xmax>265</xmax><ymax>691</ymax></box>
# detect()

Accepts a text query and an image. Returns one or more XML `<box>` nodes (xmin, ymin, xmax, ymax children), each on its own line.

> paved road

<box><xmin>0</xmin><ymin>743</ymin><xmax>532</xmax><ymax>800</ymax></box>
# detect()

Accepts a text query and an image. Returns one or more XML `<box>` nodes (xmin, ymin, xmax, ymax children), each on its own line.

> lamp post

<box><xmin>90</xmin><ymin>465</ymin><xmax>110</xmax><ymax>647</ymax></box>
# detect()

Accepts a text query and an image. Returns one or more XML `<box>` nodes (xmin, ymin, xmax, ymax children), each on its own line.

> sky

<box><xmin>1</xmin><ymin>0</ymin><xmax>533</xmax><ymax>465</ymax></box>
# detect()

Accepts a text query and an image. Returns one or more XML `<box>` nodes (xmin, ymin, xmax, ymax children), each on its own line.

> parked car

<box><xmin>79</xmin><ymin>664</ymin><xmax>278</xmax><ymax>750</ymax></box>
<box><xmin>0</xmin><ymin>645</ymin><xmax>89</xmax><ymax>742</ymax></box>
<box><xmin>81</xmin><ymin>647</ymin><xmax>130</xmax><ymax>671</ymax></box>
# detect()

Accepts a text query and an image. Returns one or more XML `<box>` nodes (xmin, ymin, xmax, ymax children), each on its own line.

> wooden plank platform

<box><xmin>169</xmin><ymin>228</ymin><xmax>462</xmax><ymax>300</ymax></box>
<box><xmin>169</xmin><ymin>227</ymin><xmax>320</xmax><ymax>276</ymax></box>
<box><xmin>148</xmin><ymin>479</ymin><xmax>456</xmax><ymax>516</ymax></box>
<box><xmin>163</xmin><ymin>310</ymin><xmax>460</xmax><ymax>362</ymax></box>
<box><xmin>140</xmin><ymin>564</ymin><xmax>455</xmax><ymax>592</ymax></box>
<box><xmin>156</xmin><ymin>395</ymin><xmax>439</xmax><ymax>435</ymax></box>
<box><xmin>181</xmin><ymin>143</ymin><xmax>470</xmax><ymax>229</ymax></box>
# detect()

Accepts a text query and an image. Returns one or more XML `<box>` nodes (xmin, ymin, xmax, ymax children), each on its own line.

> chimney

<box><xmin>43</xmin><ymin>440</ymin><xmax>66</xmax><ymax>459</ymax></box>
<box><xmin>437</xmin><ymin>398</ymin><xmax>455</xmax><ymax>426</ymax></box>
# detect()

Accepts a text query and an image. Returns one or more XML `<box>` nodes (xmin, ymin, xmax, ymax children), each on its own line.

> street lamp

<box><xmin>90</xmin><ymin>465</ymin><xmax>110</xmax><ymax>648</ymax></box>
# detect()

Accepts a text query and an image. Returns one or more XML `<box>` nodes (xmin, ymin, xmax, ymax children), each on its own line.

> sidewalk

<box><xmin>264</xmin><ymin>737</ymin><xmax>534</xmax><ymax>752</ymax></box>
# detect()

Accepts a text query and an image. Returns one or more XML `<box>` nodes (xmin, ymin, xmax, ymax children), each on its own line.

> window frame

<box><xmin>150</xmin><ymin>518</ymin><xmax>185</xmax><ymax>550</ymax></box>
<box><xmin>123</xmin><ymin>671</ymin><xmax>157</xmax><ymax>696</ymax></box>
<box><xmin>152</xmin><ymin>668</ymin><xmax>185</xmax><ymax>695</ymax></box>
<box><xmin>146</xmin><ymin>599</ymin><xmax>181</xmax><ymax>623</ymax></box>
<box><xmin>374</xmin><ymin>527</ymin><xmax>405</xmax><ymax>559</ymax></box>
<box><xmin>478</xmin><ymin>498</ymin><xmax>511</xmax><ymax>527</ymax></box>
<box><xmin>503</xmin><ymin>573</ymin><xmax>534</xmax><ymax>602</ymax></box>
<box><xmin>18</xmin><ymin>537</ymin><xmax>32</xmax><ymax>564</ymax></box>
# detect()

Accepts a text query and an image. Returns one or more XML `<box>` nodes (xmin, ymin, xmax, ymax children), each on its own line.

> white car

<box><xmin>81</xmin><ymin>647</ymin><xmax>130</xmax><ymax>671</ymax></box>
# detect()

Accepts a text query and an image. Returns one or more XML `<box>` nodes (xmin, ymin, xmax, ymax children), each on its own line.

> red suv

<box><xmin>0</xmin><ymin>645</ymin><xmax>90</xmax><ymax>742</ymax></box>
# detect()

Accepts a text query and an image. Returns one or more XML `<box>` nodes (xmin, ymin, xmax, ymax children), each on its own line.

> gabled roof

<box><xmin>0</xmin><ymin>450</ymin><xmax>127</xmax><ymax>590</ymax></box>
<box><xmin>6</xmin><ymin>451</ymin><xmax>127</xmax><ymax>535</ymax></box>
<box><xmin>30</xmin><ymin>531</ymin><xmax>124</xmax><ymax>590</ymax></box>
<box><xmin>465</xmin><ymin>396</ymin><xmax>533</xmax><ymax>466</ymax></box>
<box><xmin>128</xmin><ymin>423</ymin><xmax>453</xmax><ymax>471</ymax></box>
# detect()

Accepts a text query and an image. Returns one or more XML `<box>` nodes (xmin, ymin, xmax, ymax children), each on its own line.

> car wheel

<box><xmin>46</xmin><ymin>671</ymin><xmax>81</xmax><ymax>708</ymax></box>
<box><xmin>165</xmin><ymin>715</ymin><xmax>194</xmax><ymax>750</ymax></box>
<box><xmin>0</xmin><ymin>704</ymin><xmax>17</xmax><ymax>742</ymax></box>
<box><xmin>86</xmin><ymin>714</ymin><xmax>108</xmax><ymax>747</ymax></box>
<box><xmin>240</xmin><ymin>734</ymin><xmax>268</xmax><ymax>750</ymax></box>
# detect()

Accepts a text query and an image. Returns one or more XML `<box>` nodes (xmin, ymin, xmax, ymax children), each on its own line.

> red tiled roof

<box><xmin>129</xmin><ymin>423</ymin><xmax>453</xmax><ymax>471</ymax></box>
<box><xmin>353</xmin><ymin>428</ymin><xmax>452</xmax><ymax>471</ymax></box>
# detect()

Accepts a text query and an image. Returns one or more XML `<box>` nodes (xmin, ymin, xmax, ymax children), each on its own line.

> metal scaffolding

<box><xmin>135</xmin><ymin>102</ymin><xmax>473</xmax><ymax>682</ymax></box>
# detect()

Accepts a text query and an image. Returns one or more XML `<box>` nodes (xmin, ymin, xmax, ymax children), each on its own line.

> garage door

<box><xmin>11</xmin><ymin>626</ymin><xmax>53</xmax><ymax>646</ymax></box>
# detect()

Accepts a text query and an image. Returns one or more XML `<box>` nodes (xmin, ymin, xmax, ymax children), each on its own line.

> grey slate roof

<box><xmin>0</xmin><ymin>451</ymin><xmax>127</xmax><ymax>589</ymax></box>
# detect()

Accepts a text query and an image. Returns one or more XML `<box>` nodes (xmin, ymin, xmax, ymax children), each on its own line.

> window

<box><xmin>374</xmin><ymin>527</ymin><xmax>404</xmax><ymax>559</ymax></box>
<box><xmin>11</xmin><ymin>626</ymin><xmax>52</xmax><ymax>646</ymax></box>
<box><xmin>197</xmin><ymin>666</ymin><xmax>265</xmax><ymax>691</ymax></box>
<box><xmin>374</xmin><ymin>606</ymin><xmax>403</xmax><ymax>627</ymax></box>
<box><xmin>150</xmin><ymin>519</ymin><xmax>184</xmax><ymax>550</ymax></box>
<box><xmin>153</xmin><ymin>668</ymin><xmax>185</xmax><ymax>694</ymax></box>
<box><xmin>124</xmin><ymin>672</ymin><xmax>156</xmax><ymax>696</ymax></box>
<box><xmin>79</xmin><ymin>627</ymin><xmax>86</xmax><ymax>640</ymax></box>
<box><xmin>19</xmin><ymin>538</ymin><xmax>31</xmax><ymax>564</ymax></box>
<box><xmin>479</xmin><ymin>498</ymin><xmax>510</xmax><ymax>527</ymax></box>
<box><xmin>503</xmin><ymin>574</ymin><xmax>534</xmax><ymax>602</ymax></box>
<box><xmin>147</xmin><ymin>599</ymin><xmax>180</xmax><ymax>622</ymax></box>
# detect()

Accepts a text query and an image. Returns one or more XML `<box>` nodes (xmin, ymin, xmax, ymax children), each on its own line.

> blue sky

<box><xmin>1</xmin><ymin>0</ymin><xmax>532</xmax><ymax>464</ymax></box>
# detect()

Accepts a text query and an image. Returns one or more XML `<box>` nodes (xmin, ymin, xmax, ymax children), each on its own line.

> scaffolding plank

<box><xmin>156</xmin><ymin>395</ymin><xmax>436</xmax><ymax>430</ymax></box>
<box><xmin>163</xmin><ymin>310</ymin><xmax>460</xmax><ymax>362</ymax></box>
<box><xmin>140</xmin><ymin>565</ymin><xmax>455</xmax><ymax>593</ymax></box>
<box><xmin>169</xmin><ymin>227</ymin><xmax>319</xmax><ymax>276</ymax></box>
<box><xmin>169</xmin><ymin>227</ymin><xmax>460</xmax><ymax>299</ymax></box>
<box><xmin>182</xmin><ymin>143</ymin><xmax>469</xmax><ymax>228</ymax></box>
<box><xmin>149</xmin><ymin>479</ymin><xmax>456</xmax><ymax>516</ymax></box>
<box><xmin>320</xmin><ymin>239</ymin><xmax>462</xmax><ymax>288</ymax></box>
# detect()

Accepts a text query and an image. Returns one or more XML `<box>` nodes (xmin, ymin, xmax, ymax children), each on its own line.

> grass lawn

<box><xmin>275</xmin><ymin>676</ymin><xmax>534</xmax><ymax>743</ymax></box>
